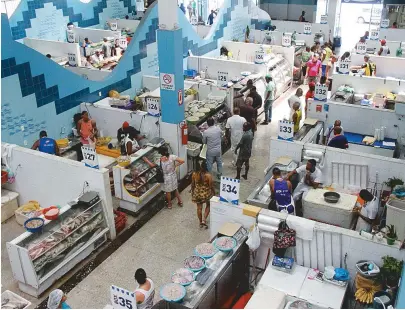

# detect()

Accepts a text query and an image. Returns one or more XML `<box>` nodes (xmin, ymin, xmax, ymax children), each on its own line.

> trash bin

<box><xmin>333</xmin><ymin>37</ymin><xmax>341</xmax><ymax>48</ymax></box>
<box><xmin>373</xmin><ymin>291</ymin><xmax>392</xmax><ymax>309</ymax></box>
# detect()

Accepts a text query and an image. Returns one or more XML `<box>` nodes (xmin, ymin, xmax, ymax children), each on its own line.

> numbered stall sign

<box><xmin>110</xmin><ymin>22</ymin><xmax>118</xmax><ymax>31</ymax></box>
<box><xmin>220</xmin><ymin>177</ymin><xmax>240</xmax><ymax>205</ymax></box>
<box><xmin>119</xmin><ymin>37</ymin><xmax>127</xmax><ymax>49</ymax></box>
<box><xmin>320</xmin><ymin>15</ymin><xmax>328</xmax><ymax>24</ymax></box>
<box><xmin>303</xmin><ymin>23</ymin><xmax>312</xmax><ymax>35</ymax></box>
<box><xmin>67</xmin><ymin>30</ymin><xmax>75</xmax><ymax>43</ymax></box>
<box><xmin>68</xmin><ymin>53</ymin><xmax>77</xmax><ymax>66</ymax></box>
<box><xmin>217</xmin><ymin>71</ymin><xmax>229</xmax><ymax>86</ymax></box>
<box><xmin>370</xmin><ymin>29</ymin><xmax>380</xmax><ymax>40</ymax></box>
<box><xmin>282</xmin><ymin>35</ymin><xmax>292</xmax><ymax>47</ymax></box>
<box><xmin>146</xmin><ymin>97</ymin><xmax>160</xmax><ymax>117</ymax></box>
<box><xmin>110</xmin><ymin>285</ymin><xmax>136</xmax><ymax>309</ymax></box>
<box><xmin>314</xmin><ymin>83</ymin><xmax>328</xmax><ymax>101</ymax></box>
<box><xmin>278</xmin><ymin>120</ymin><xmax>294</xmax><ymax>141</ymax></box>
<box><xmin>339</xmin><ymin>59</ymin><xmax>351</xmax><ymax>74</ymax></box>
<box><xmin>380</xmin><ymin>19</ymin><xmax>390</xmax><ymax>28</ymax></box>
<box><xmin>81</xmin><ymin>146</ymin><xmax>99</xmax><ymax>169</ymax></box>
<box><xmin>356</xmin><ymin>42</ymin><xmax>367</xmax><ymax>54</ymax></box>
<box><xmin>255</xmin><ymin>50</ymin><xmax>265</xmax><ymax>64</ymax></box>
<box><xmin>191</xmin><ymin>16</ymin><xmax>198</xmax><ymax>25</ymax></box>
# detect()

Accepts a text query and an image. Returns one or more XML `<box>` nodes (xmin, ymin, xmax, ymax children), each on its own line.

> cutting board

<box><xmin>275</xmin><ymin>156</ymin><xmax>292</xmax><ymax>166</ymax></box>
<box><xmin>362</xmin><ymin>136</ymin><xmax>375</xmax><ymax>145</ymax></box>
<box><xmin>218</xmin><ymin>222</ymin><xmax>242</xmax><ymax>237</ymax></box>
<box><xmin>304</xmin><ymin>118</ymin><xmax>318</xmax><ymax>126</ymax></box>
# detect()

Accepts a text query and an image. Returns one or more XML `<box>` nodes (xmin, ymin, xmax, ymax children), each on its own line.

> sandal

<box><xmin>199</xmin><ymin>223</ymin><xmax>204</xmax><ymax>228</ymax></box>
<box><xmin>167</xmin><ymin>204</ymin><xmax>172</xmax><ymax>209</ymax></box>
<box><xmin>178</xmin><ymin>201</ymin><xmax>183</xmax><ymax>207</ymax></box>
<box><xmin>201</xmin><ymin>221</ymin><xmax>208</xmax><ymax>229</ymax></box>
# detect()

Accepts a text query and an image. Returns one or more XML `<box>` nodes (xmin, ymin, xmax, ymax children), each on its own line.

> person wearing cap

<box><xmin>286</xmin><ymin>159</ymin><xmax>322</xmax><ymax>202</ymax></box>
<box><xmin>351</xmin><ymin>54</ymin><xmax>376</xmax><ymax>77</ymax></box>
<box><xmin>378</xmin><ymin>39</ymin><xmax>390</xmax><ymax>56</ymax></box>
<box><xmin>305</xmin><ymin>82</ymin><xmax>315</xmax><ymax>118</ymax></box>
<box><xmin>262</xmin><ymin>75</ymin><xmax>275</xmax><ymax>125</ymax></box>
<box><xmin>47</xmin><ymin>289</ymin><xmax>71</xmax><ymax>309</ymax></box>
<box><xmin>117</xmin><ymin>121</ymin><xmax>142</xmax><ymax>155</ymax></box>
<box><xmin>355</xmin><ymin>189</ymin><xmax>379</xmax><ymax>232</ymax></box>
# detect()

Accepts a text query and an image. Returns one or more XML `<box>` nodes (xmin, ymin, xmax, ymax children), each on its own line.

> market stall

<box><xmin>307</xmin><ymin>99</ymin><xmax>402</xmax><ymax>158</ymax></box>
<box><xmin>154</xmin><ymin>225</ymin><xmax>250</xmax><ymax>309</ymax></box>
<box><xmin>7</xmin><ymin>191</ymin><xmax>111</xmax><ymax>297</ymax></box>
<box><xmin>350</xmin><ymin>53</ymin><xmax>405</xmax><ymax>79</ymax></box>
<box><xmin>365</xmin><ymin>39</ymin><xmax>401</xmax><ymax>56</ymax></box>
<box><xmin>380</xmin><ymin>28</ymin><xmax>405</xmax><ymax>41</ymax></box>
<box><xmin>106</xmin><ymin>18</ymin><xmax>140</xmax><ymax>33</ymax></box>
<box><xmin>113</xmin><ymin>146</ymin><xmax>162</xmax><ymax>213</ymax></box>
<box><xmin>23</xmin><ymin>38</ymin><xmax>82</xmax><ymax>67</ymax></box>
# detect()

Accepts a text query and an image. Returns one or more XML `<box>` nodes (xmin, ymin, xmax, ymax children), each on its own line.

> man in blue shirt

<box><xmin>31</xmin><ymin>131</ymin><xmax>60</xmax><ymax>155</ymax></box>
<box><xmin>207</xmin><ymin>10</ymin><xmax>217</xmax><ymax>25</ymax></box>
<box><xmin>328</xmin><ymin>127</ymin><xmax>348</xmax><ymax>149</ymax></box>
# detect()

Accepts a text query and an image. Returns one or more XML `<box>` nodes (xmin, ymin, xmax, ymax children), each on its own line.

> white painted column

<box><xmin>327</xmin><ymin>0</ymin><xmax>341</xmax><ymax>38</ymax></box>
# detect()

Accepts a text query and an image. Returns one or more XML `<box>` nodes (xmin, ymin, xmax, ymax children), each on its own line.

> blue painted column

<box><xmin>157</xmin><ymin>0</ymin><xmax>187</xmax><ymax>179</ymax></box>
<box><xmin>157</xmin><ymin>28</ymin><xmax>185</xmax><ymax>124</ymax></box>
<box><xmin>396</xmin><ymin>266</ymin><xmax>405</xmax><ymax>308</ymax></box>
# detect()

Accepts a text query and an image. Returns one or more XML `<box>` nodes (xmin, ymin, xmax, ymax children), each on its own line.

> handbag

<box><xmin>273</xmin><ymin>221</ymin><xmax>296</xmax><ymax>250</ymax></box>
<box><xmin>155</xmin><ymin>160</ymin><xmax>165</xmax><ymax>183</ymax></box>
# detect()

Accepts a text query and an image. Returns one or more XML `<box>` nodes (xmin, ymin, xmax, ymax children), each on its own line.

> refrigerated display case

<box><xmin>113</xmin><ymin>146</ymin><xmax>162</xmax><ymax>213</ymax></box>
<box><xmin>187</xmin><ymin>97</ymin><xmax>232</xmax><ymax>155</ymax></box>
<box><xmin>268</xmin><ymin>56</ymin><xmax>292</xmax><ymax>96</ymax></box>
<box><xmin>7</xmin><ymin>194</ymin><xmax>110</xmax><ymax>297</ymax></box>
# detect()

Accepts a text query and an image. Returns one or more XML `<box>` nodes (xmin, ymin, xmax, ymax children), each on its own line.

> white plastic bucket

<box><xmin>386</xmin><ymin>199</ymin><xmax>405</xmax><ymax>241</ymax></box>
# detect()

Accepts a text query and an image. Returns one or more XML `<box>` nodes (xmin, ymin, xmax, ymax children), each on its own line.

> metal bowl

<box><xmin>323</xmin><ymin>191</ymin><xmax>340</xmax><ymax>203</ymax></box>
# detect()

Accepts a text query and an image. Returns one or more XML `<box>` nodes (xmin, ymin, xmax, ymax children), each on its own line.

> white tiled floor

<box><xmin>66</xmin><ymin>85</ymin><xmax>301</xmax><ymax>308</ymax></box>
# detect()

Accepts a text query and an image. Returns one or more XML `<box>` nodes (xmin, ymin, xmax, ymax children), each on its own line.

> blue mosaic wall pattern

<box><xmin>1</xmin><ymin>0</ymin><xmax>270</xmax><ymax>146</ymax></box>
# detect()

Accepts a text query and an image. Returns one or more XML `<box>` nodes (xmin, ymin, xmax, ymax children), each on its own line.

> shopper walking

<box><xmin>239</xmin><ymin>97</ymin><xmax>256</xmax><ymax>135</ymax></box>
<box><xmin>135</xmin><ymin>268</ymin><xmax>155</xmax><ymax>309</ymax></box>
<box><xmin>179</xmin><ymin>3</ymin><xmax>186</xmax><ymax>14</ymax></box>
<box><xmin>290</xmin><ymin>102</ymin><xmax>302</xmax><ymax>134</ymax></box>
<box><xmin>47</xmin><ymin>289</ymin><xmax>71</xmax><ymax>309</ymax></box>
<box><xmin>304</xmin><ymin>82</ymin><xmax>315</xmax><ymax>117</ymax></box>
<box><xmin>192</xmin><ymin>0</ymin><xmax>197</xmax><ymax>16</ymax></box>
<box><xmin>288</xmin><ymin>88</ymin><xmax>303</xmax><ymax>120</ymax></box>
<box><xmin>207</xmin><ymin>10</ymin><xmax>217</xmax><ymax>25</ymax></box>
<box><xmin>300</xmin><ymin>46</ymin><xmax>312</xmax><ymax>81</ymax></box>
<box><xmin>192</xmin><ymin>161</ymin><xmax>215</xmax><ymax>229</ymax></box>
<box><xmin>159</xmin><ymin>146</ymin><xmax>184</xmax><ymax>209</ymax></box>
<box><xmin>187</xmin><ymin>2</ymin><xmax>193</xmax><ymax>19</ymax></box>
<box><xmin>305</xmin><ymin>54</ymin><xmax>322</xmax><ymax>83</ymax></box>
<box><xmin>262</xmin><ymin>75</ymin><xmax>275</xmax><ymax>125</ymax></box>
<box><xmin>225</xmin><ymin>107</ymin><xmax>246</xmax><ymax>166</ymax></box>
<box><xmin>235</xmin><ymin>122</ymin><xmax>254</xmax><ymax>180</ymax></box>
<box><xmin>203</xmin><ymin>117</ymin><xmax>223</xmax><ymax>179</ymax></box>
<box><xmin>321</xmin><ymin>42</ymin><xmax>333</xmax><ymax>77</ymax></box>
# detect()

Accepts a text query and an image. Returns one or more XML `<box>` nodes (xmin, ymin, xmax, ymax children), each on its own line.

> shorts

<box><xmin>236</xmin><ymin>157</ymin><xmax>250</xmax><ymax>168</ymax></box>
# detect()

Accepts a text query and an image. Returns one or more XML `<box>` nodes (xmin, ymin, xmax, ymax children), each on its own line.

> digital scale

<box><xmin>78</xmin><ymin>191</ymin><xmax>100</xmax><ymax>207</ymax></box>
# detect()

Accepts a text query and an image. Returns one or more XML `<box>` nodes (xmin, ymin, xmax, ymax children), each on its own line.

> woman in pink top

<box><xmin>305</xmin><ymin>54</ymin><xmax>322</xmax><ymax>84</ymax></box>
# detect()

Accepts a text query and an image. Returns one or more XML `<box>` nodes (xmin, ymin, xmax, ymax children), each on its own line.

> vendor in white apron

<box><xmin>134</xmin><ymin>268</ymin><xmax>155</xmax><ymax>309</ymax></box>
<box><xmin>270</xmin><ymin>167</ymin><xmax>295</xmax><ymax>214</ymax></box>
<box><xmin>355</xmin><ymin>189</ymin><xmax>379</xmax><ymax>233</ymax></box>
<box><xmin>286</xmin><ymin>159</ymin><xmax>322</xmax><ymax>201</ymax></box>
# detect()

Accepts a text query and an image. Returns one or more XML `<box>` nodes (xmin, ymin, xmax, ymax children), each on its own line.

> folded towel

<box><xmin>286</xmin><ymin>215</ymin><xmax>315</xmax><ymax>241</ymax></box>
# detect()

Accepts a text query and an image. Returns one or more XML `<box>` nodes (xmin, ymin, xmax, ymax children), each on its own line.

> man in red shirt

<box><xmin>304</xmin><ymin>82</ymin><xmax>315</xmax><ymax>118</ymax></box>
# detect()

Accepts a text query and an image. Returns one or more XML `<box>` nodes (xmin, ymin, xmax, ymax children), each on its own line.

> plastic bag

<box><xmin>246</xmin><ymin>224</ymin><xmax>261</xmax><ymax>251</ymax></box>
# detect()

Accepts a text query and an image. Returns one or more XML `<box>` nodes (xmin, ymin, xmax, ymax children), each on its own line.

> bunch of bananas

<box><xmin>355</xmin><ymin>286</ymin><xmax>379</xmax><ymax>304</ymax></box>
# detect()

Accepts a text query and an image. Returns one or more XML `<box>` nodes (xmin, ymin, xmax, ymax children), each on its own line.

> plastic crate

<box><xmin>1</xmin><ymin>290</ymin><xmax>31</xmax><ymax>309</ymax></box>
<box><xmin>114</xmin><ymin>210</ymin><xmax>127</xmax><ymax>234</ymax></box>
<box><xmin>184</xmin><ymin>69</ymin><xmax>197</xmax><ymax>78</ymax></box>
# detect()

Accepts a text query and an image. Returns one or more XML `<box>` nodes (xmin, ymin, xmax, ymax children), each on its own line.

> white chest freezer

<box><xmin>303</xmin><ymin>189</ymin><xmax>357</xmax><ymax>228</ymax></box>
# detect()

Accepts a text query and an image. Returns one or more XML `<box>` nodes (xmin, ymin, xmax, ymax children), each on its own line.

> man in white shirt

<box><xmin>286</xmin><ymin>159</ymin><xmax>322</xmax><ymax>201</ymax></box>
<box><xmin>287</xmin><ymin>88</ymin><xmax>303</xmax><ymax>119</ymax></box>
<box><xmin>356</xmin><ymin>189</ymin><xmax>379</xmax><ymax>232</ymax></box>
<box><xmin>324</xmin><ymin>119</ymin><xmax>344</xmax><ymax>145</ymax></box>
<box><xmin>90</xmin><ymin>51</ymin><xmax>104</xmax><ymax>65</ymax></box>
<box><xmin>225</xmin><ymin>107</ymin><xmax>246</xmax><ymax>166</ymax></box>
<box><xmin>262</xmin><ymin>75</ymin><xmax>276</xmax><ymax>125</ymax></box>
<box><xmin>102</xmin><ymin>38</ymin><xmax>112</xmax><ymax>58</ymax></box>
